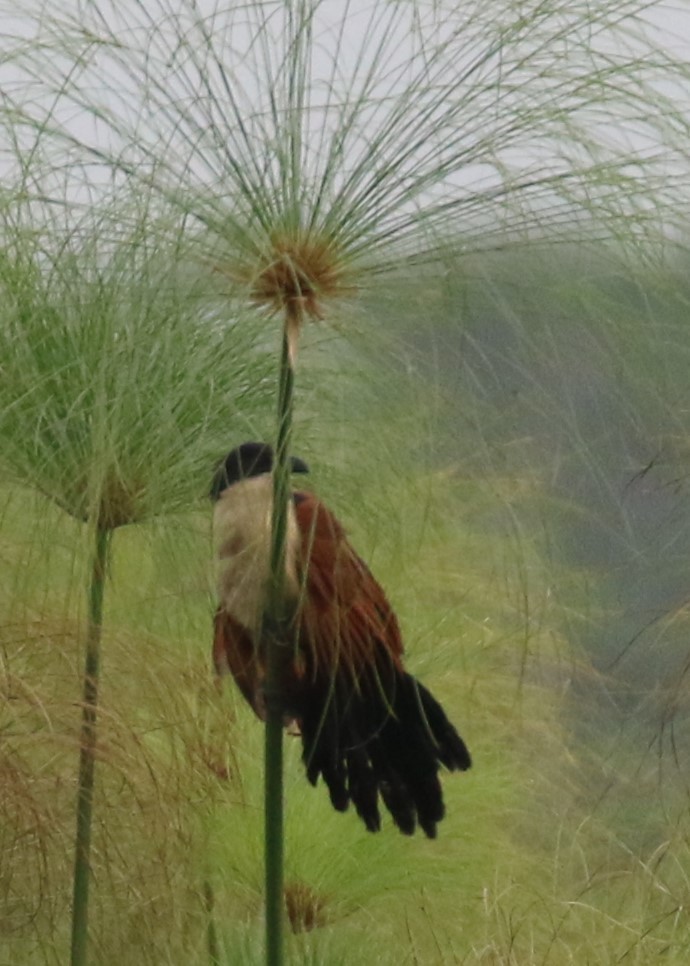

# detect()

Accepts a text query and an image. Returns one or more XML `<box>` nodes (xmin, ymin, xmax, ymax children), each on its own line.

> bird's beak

<box><xmin>290</xmin><ymin>455</ymin><xmax>309</xmax><ymax>475</ymax></box>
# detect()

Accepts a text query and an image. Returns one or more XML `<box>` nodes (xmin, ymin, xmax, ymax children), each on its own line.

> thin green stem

<box><xmin>70</xmin><ymin>524</ymin><xmax>112</xmax><ymax>966</ymax></box>
<box><xmin>203</xmin><ymin>879</ymin><xmax>220</xmax><ymax>966</ymax></box>
<box><xmin>263</xmin><ymin>308</ymin><xmax>298</xmax><ymax>966</ymax></box>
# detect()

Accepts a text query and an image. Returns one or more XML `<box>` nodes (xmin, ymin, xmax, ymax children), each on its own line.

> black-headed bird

<box><xmin>211</xmin><ymin>441</ymin><xmax>471</xmax><ymax>837</ymax></box>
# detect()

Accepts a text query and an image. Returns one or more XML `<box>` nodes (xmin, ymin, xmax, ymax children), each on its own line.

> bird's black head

<box><xmin>210</xmin><ymin>441</ymin><xmax>309</xmax><ymax>500</ymax></box>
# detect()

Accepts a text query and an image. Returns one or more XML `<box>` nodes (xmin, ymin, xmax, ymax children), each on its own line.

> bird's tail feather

<box><xmin>299</xmin><ymin>663</ymin><xmax>470</xmax><ymax>838</ymax></box>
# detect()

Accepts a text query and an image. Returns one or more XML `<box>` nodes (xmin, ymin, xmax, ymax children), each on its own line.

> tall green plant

<box><xmin>70</xmin><ymin>525</ymin><xmax>110</xmax><ymax>966</ymax></box>
<box><xmin>0</xmin><ymin>199</ymin><xmax>272</xmax><ymax>964</ymax></box>
<box><xmin>262</xmin><ymin>307</ymin><xmax>300</xmax><ymax>965</ymax></box>
<box><xmin>4</xmin><ymin>1</ymin><xmax>690</xmax><ymax>962</ymax></box>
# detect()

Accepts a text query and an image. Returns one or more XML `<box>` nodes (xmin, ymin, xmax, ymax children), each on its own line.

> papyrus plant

<box><xmin>0</xmin><ymin>196</ymin><xmax>271</xmax><ymax>966</ymax></box>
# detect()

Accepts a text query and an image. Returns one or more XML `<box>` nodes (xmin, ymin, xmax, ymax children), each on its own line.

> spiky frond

<box><xmin>3</xmin><ymin>0</ymin><xmax>689</xmax><ymax>324</ymax></box>
<box><xmin>0</xmin><ymin>197</ymin><xmax>271</xmax><ymax>527</ymax></box>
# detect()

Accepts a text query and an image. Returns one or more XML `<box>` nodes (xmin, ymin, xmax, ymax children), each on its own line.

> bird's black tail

<box><xmin>299</xmin><ymin>663</ymin><xmax>471</xmax><ymax>838</ymax></box>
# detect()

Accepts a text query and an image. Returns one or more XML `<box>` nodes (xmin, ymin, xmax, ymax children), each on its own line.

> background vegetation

<box><xmin>2</xmin><ymin>239</ymin><xmax>690</xmax><ymax>964</ymax></box>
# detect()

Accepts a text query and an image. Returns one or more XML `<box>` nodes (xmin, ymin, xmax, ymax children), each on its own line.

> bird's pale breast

<box><xmin>213</xmin><ymin>475</ymin><xmax>300</xmax><ymax>632</ymax></box>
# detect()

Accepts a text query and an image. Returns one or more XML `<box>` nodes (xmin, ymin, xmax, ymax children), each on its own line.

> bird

<box><xmin>210</xmin><ymin>441</ymin><xmax>471</xmax><ymax>837</ymax></box>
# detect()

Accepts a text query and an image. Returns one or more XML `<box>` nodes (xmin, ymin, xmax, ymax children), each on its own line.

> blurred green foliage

<box><xmin>1</xmin><ymin>242</ymin><xmax>690</xmax><ymax>963</ymax></box>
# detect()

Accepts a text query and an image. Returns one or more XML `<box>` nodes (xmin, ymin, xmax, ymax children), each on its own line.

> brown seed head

<box><xmin>283</xmin><ymin>879</ymin><xmax>329</xmax><ymax>933</ymax></box>
<box><xmin>56</xmin><ymin>467</ymin><xmax>146</xmax><ymax>528</ymax></box>
<box><xmin>240</xmin><ymin>232</ymin><xmax>354</xmax><ymax>319</ymax></box>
